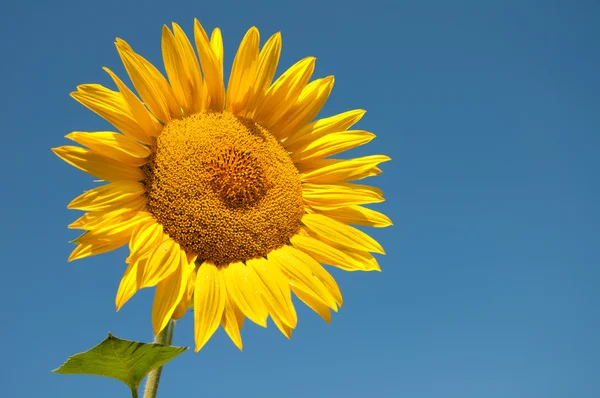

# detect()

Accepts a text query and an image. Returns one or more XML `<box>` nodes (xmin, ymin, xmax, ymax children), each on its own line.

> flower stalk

<box><xmin>142</xmin><ymin>321</ymin><xmax>175</xmax><ymax>398</ymax></box>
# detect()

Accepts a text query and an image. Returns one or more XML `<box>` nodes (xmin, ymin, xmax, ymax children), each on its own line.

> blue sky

<box><xmin>1</xmin><ymin>0</ymin><xmax>599</xmax><ymax>397</ymax></box>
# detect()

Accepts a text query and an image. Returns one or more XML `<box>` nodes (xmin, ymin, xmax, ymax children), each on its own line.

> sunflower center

<box><xmin>208</xmin><ymin>148</ymin><xmax>268</xmax><ymax>208</ymax></box>
<box><xmin>143</xmin><ymin>111</ymin><xmax>304</xmax><ymax>266</ymax></box>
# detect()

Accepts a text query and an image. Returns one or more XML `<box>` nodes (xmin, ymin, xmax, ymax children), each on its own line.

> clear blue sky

<box><xmin>1</xmin><ymin>0</ymin><xmax>598</xmax><ymax>397</ymax></box>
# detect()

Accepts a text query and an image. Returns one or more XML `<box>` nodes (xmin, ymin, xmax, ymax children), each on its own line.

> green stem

<box><xmin>142</xmin><ymin>321</ymin><xmax>175</xmax><ymax>398</ymax></box>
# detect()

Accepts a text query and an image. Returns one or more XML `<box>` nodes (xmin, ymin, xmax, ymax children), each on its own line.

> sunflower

<box><xmin>53</xmin><ymin>19</ymin><xmax>391</xmax><ymax>351</ymax></box>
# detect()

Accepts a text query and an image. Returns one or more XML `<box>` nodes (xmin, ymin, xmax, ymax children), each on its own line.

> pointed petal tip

<box><xmin>152</xmin><ymin>320</ymin><xmax>167</xmax><ymax>338</ymax></box>
<box><xmin>194</xmin><ymin>340</ymin><xmax>208</xmax><ymax>353</ymax></box>
<box><xmin>115</xmin><ymin>299</ymin><xmax>126</xmax><ymax>312</ymax></box>
<box><xmin>114</xmin><ymin>38</ymin><xmax>132</xmax><ymax>51</ymax></box>
<box><xmin>67</xmin><ymin>250</ymin><xmax>82</xmax><ymax>262</ymax></box>
<box><xmin>64</xmin><ymin>132</ymin><xmax>77</xmax><ymax>141</ymax></box>
<box><xmin>230</xmin><ymin>335</ymin><xmax>244</xmax><ymax>351</ymax></box>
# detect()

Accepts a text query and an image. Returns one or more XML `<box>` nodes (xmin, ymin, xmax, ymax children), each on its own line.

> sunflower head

<box><xmin>53</xmin><ymin>19</ymin><xmax>391</xmax><ymax>352</ymax></box>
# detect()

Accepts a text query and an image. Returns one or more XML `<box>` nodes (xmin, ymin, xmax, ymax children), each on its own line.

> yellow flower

<box><xmin>53</xmin><ymin>20</ymin><xmax>391</xmax><ymax>352</ymax></box>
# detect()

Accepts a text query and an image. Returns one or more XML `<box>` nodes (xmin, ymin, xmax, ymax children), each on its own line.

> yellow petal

<box><xmin>231</xmin><ymin>297</ymin><xmax>245</xmax><ymax>330</ymax></box>
<box><xmin>300</xmin><ymin>155</ymin><xmax>391</xmax><ymax>184</ymax></box>
<box><xmin>128</xmin><ymin>220</ymin><xmax>164</xmax><ymax>263</ymax></box>
<box><xmin>277</xmin><ymin>245</ymin><xmax>342</xmax><ymax>306</ymax></box>
<box><xmin>315</xmin><ymin>205</ymin><xmax>393</xmax><ymax>228</ymax></box>
<box><xmin>291</xmin><ymin>285</ymin><xmax>332</xmax><ymax>323</ymax></box>
<box><xmin>194</xmin><ymin>19</ymin><xmax>225</xmax><ymax>111</ymax></box>
<box><xmin>69</xmin><ymin>222</ymin><xmax>149</xmax><ymax>261</ymax></box>
<box><xmin>244</xmin><ymin>32</ymin><xmax>282</xmax><ymax>116</ymax></box>
<box><xmin>69</xmin><ymin>199</ymin><xmax>146</xmax><ymax>230</ymax></box>
<box><xmin>53</xmin><ymin>146</ymin><xmax>144</xmax><ymax>182</ymax></box>
<box><xmin>88</xmin><ymin>211</ymin><xmax>152</xmax><ymax>237</ymax></box>
<box><xmin>172</xmin><ymin>263</ymin><xmax>197</xmax><ymax>320</ymax></box>
<box><xmin>194</xmin><ymin>262</ymin><xmax>226</xmax><ymax>351</ymax></box>
<box><xmin>270</xmin><ymin>76</ymin><xmax>334</xmax><ymax>139</ymax></box>
<box><xmin>68</xmin><ymin>239</ymin><xmax>126</xmax><ymax>262</ymax></box>
<box><xmin>302</xmin><ymin>213</ymin><xmax>385</xmax><ymax>255</ymax></box>
<box><xmin>73</xmin><ymin>212</ymin><xmax>150</xmax><ymax>244</ymax></box>
<box><xmin>103</xmin><ymin>67</ymin><xmax>161</xmax><ymax>140</ymax></box>
<box><xmin>221</xmin><ymin>297</ymin><xmax>243</xmax><ymax>351</ymax></box>
<box><xmin>115</xmin><ymin>258</ymin><xmax>146</xmax><ymax>311</ymax></box>
<box><xmin>162</xmin><ymin>25</ymin><xmax>191</xmax><ymax>113</ymax></box>
<box><xmin>254</xmin><ymin>57</ymin><xmax>316</xmax><ymax>127</ymax></box>
<box><xmin>302</xmin><ymin>183</ymin><xmax>384</xmax><ymax>208</ymax></box>
<box><xmin>69</xmin><ymin>212</ymin><xmax>150</xmax><ymax>261</ymax></box>
<box><xmin>299</xmin><ymin>163</ymin><xmax>382</xmax><ymax>181</ymax></box>
<box><xmin>115</xmin><ymin>39</ymin><xmax>178</xmax><ymax>123</ymax></box>
<box><xmin>286</xmin><ymin>109</ymin><xmax>366</xmax><ymax>149</ymax></box>
<box><xmin>290</xmin><ymin>233</ymin><xmax>368</xmax><ymax>271</ymax></box>
<box><xmin>342</xmin><ymin>183</ymin><xmax>383</xmax><ymax>197</ymax></box>
<box><xmin>66</xmin><ymin>131</ymin><xmax>151</xmax><ymax>166</ymax></box>
<box><xmin>210</xmin><ymin>28</ymin><xmax>224</xmax><ymax>78</ymax></box>
<box><xmin>172</xmin><ymin>23</ymin><xmax>204</xmax><ymax>113</ymax></box>
<box><xmin>135</xmin><ymin>52</ymin><xmax>182</xmax><ymax>118</ymax></box>
<box><xmin>226</xmin><ymin>27</ymin><xmax>259</xmax><ymax>114</ymax></box>
<box><xmin>267</xmin><ymin>306</ymin><xmax>293</xmax><ymax>339</ymax></box>
<box><xmin>316</xmin><ymin>236</ymin><xmax>381</xmax><ymax>271</ymax></box>
<box><xmin>291</xmin><ymin>130</ymin><xmax>375</xmax><ymax>163</ymax></box>
<box><xmin>68</xmin><ymin>181</ymin><xmax>145</xmax><ymax>211</ymax></box>
<box><xmin>71</xmin><ymin>84</ymin><xmax>151</xmax><ymax>143</ymax></box>
<box><xmin>349</xmin><ymin>167</ymin><xmax>382</xmax><ymax>181</ymax></box>
<box><xmin>152</xmin><ymin>251</ymin><xmax>191</xmax><ymax>335</ymax></box>
<box><xmin>223</xmin><ymin>262</ymin><xmax>268</xmax><ymax>327</ymax></box>
<box><xmin>246</xmin><ymin>257</ymin><xmax>297</xmax><ymax>328</ymax></box>
<box><xmin>269</xmin><ymin>245</ymin><xmax>337</xmax><ymax>310</ymax></box>
<box><xmin>139</xmin><ymin>238</ymin><xmax>182</xmax><ymax>288</ymax></box>
<box><xmin>340</xmin><ymin>247</ymin><xmax>382</xmax><ymax>272</ymax></box>
<box><xmin>70</xmin><ymin>212</ymin><xmax>105</xmax><ymax>230</ymax></box>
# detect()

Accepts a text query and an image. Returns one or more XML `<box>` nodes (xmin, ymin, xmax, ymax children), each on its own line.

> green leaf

<box><xmin>53</xmin><ymin>333</ymin><xmax>187</xmax><ymax>394</ymax></box>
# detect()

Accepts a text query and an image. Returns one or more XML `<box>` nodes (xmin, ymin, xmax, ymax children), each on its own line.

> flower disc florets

<box><xmin>143</xmin><ymin>112</ymin><xmax>304</xmax><ymax>265</ymax></box>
